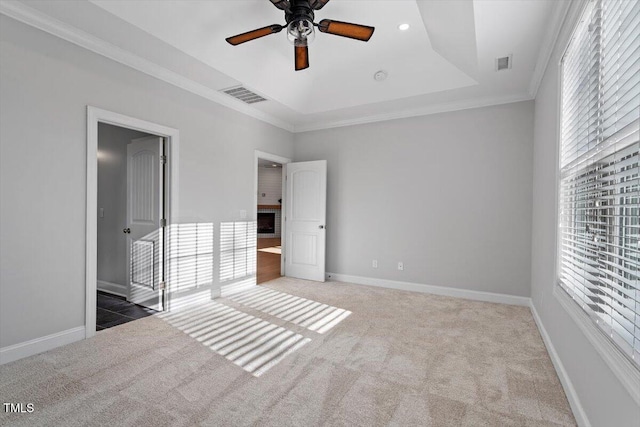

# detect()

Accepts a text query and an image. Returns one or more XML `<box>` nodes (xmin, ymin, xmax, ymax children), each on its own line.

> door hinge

<box><xmin>158</xmin><ymin>281</ymin><xmax>166</xmax><ymax>290</ymax></box>
<box><xmin>160</xmin><ymin>218</ymin><xmax>167</xmax><ymax>227</ymax></box>
<box><xmin>160</xmin><ymin>155</ymin><xmax>167</xmax><ymax>164</ymax></box>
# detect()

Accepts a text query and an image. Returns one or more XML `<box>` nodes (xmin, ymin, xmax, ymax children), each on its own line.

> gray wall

<box><xmin>530</xmin><ymin>2</ymin><xmax>640</xmax><ymax>425</ymax></box>
<box><xmin>0</xmin><ymin>16</ymin><xmax>294</xmax><ymax>348</ymax></box>
<box><xmin>96</xmin><ymin>123</ymin><xmax>150</xmax><ymax>289</ymax></box>
<box><xmin>257</xmin><ymin>167</ymin><xmax>283</xmax><ymax>205</ymax></box>
<box><xmin>294</xmin><ymin>101</ymin><xmax>534</xmax><ymax>297</ymax></box>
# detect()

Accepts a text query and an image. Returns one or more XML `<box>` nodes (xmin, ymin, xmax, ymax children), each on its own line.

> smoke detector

<box><xmin>373</xmin><ymin>70</ymin><xmax>388</xmax><ymax>82</ymax></box>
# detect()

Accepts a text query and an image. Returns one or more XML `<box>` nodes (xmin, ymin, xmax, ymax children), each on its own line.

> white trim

<box><xmin>97</xmin><ymin>280</ymin><xmax>127</xmax><ymax>298</ymax></box>
<box><xmin>293</xmin><ymin>93</ymin><xmax>533</xmax><ymax>133</ymax></box>
<box><xmin>528</xmin><ymin>0</ymin><xmax>572</xmax><ymax>97</ymax></box>
<box><xmin>254</xmin><ymin>151</ymin><xmax>291</xmax><ymax>167</ymax></box>
<box><xmin>530</xmin><ymin>301</ymin><xmax>591</xmax><ymax>427</ymax></box>
<box><xmin>254</xmin><ymin>150</ymin><xmax>291</xmax><ymax>277</ymax></box>
<box><xmin>553</xmin><ymin>287</ymin><xmax>640</xmax><ymax>405</ymax></box>
<box><xmin>0</xmin><ymin>326</ymin><xmax>85</xmax><ymax>365</ymax></box>
<box><xmin>220</xmin><ymin>279</ymin><xmax>259</xmax><ymax>298</ymax></box>
<box><xmin>86</xmin><ymin>106</ymin><xmax>179</xmax><ymax>339</ymax></box>
<box><xmin>86</xmin><ymin>107</ymin><xmax>99</xmax><ymax>340</ymax></box>
<box><xmin>326</xmin><ymin>273</ymin><xmax>531</xmax><ymax>307</ymax></box>
<box><xmin>168</xmin><ymin>287</ymin><xmax>218</xmax><ymax>312</ymax></box>
<box><xmin>549</xmin><ymin>0</ymin><xmax>640</xmax><ymax>406</ymax></box>
<box><xmin>0</xmin><ymin>0</ymin><xmax>293</xmax><ymax>132</ymax></box>
<box><xmin>556</xmin><ymin>0</ymin><xmax>591</xmax><ymax>69</ymax></box>
<box><xmin>1</xmin><ymin>1</ymin><xmax>545</xmax><ymax>135</ymax></box>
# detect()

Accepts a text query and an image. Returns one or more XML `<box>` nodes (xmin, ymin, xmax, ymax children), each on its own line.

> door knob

<box><xmin>123</xmin><ymin>228</ymin><xmax>131</xmax><ymax>234</ymax></box>
<box><xmin>319</xmin><ymin>225</ymin><xmax>324</xmax><ymax>229</ymax></box>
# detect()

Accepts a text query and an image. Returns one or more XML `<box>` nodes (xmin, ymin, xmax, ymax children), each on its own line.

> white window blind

<box><xmin>559</xmin><ymin>0</ymin><xmax>639</xmax><ymax>366</ymax></box>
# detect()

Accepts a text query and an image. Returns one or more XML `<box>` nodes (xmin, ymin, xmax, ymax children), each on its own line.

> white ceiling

<box><xmin>3</xmin><ymin>0</ymin><xmax>565</xmax><ymax>132</ymax></box>
<box><xmin>90</xmin><ymin>0</ymin><xmax>477</xmax><ymax>115</ymax></box>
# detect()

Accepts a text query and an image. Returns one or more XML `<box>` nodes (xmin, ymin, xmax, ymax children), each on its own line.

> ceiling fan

<box><xmin>225</xmin><ymin>0</ymin><xmax>375</xmax><ymax>71</ymax></box>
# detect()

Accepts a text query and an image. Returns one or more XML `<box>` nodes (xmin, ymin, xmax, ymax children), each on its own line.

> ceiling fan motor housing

<box><xmin>285</xmin><ymin>0</ymin><xmax>315</xmax><ymax>26</ymax></box>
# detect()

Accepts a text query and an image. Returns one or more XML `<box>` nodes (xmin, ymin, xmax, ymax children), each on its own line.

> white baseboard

<box><xmin>326</xmin><ymin>273</ymin><xmax>531</xmax><ymax>306</ymax></box>
<box><xmin>97</xmin><ymin>280</ymin><xmax>127</xmax><ymax>298</ymax></box>
<box><xmin>166</xmin><ymin>287</ymin><xmax>216</xmax><ymax>312</ymax></box>
<box><xmin>0</xmin><ymin>326</ymin><xmax>86</xmax><ymax>365</ymax></box>
<box><xmin>529</xmin><ymin>302</ymin><xmax>590</xmax><ymax>427</ymax></box>
<box><xmin>220</xmin><ymin>277</ymin><xmax>257</xmax><ymax>298</ymax></box>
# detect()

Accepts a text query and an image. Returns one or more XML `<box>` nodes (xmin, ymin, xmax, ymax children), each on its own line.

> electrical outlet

<box><xmin>398</xmin><ymin>262</ymin><xmax>404</xmax><ymax>271</ymax></box>
<box><xmin>372</xmin><ymin>260</ymin><xmax>378</xmax><ymax>268</ymax></box>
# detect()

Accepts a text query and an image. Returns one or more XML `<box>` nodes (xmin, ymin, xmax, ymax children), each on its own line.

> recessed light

<box><xmin>398</xmin><ymin>23</ymin><xmax>410</xmax><ymax>31</ymax></box>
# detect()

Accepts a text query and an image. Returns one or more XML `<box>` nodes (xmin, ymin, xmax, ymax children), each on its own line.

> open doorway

<box><xmin>85</xmin><ymin>106</ymin><xmax>179</xmax><ymax>338</ymax></box>
<box><xmin>254</xmin><ymin>151</ymin><xmax>291</xmax><ymax>284</ymax></box>
<box><xmin>96</xmin><ymin>123</ymin><xmax>165</xmax><ymax>330</ymax></box>
<box><xmin>257</xmin><ymin>159</ymin><xmax>282</xmax><ymax>284</ymax></box>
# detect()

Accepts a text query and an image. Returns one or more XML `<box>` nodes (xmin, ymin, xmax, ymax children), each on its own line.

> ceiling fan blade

<box><xmin>317</xmin><ymin>19</ymin><xmax>375</xmax><ymax>42</ymax></box>
<box><xmin>269</xmin><ymin>0</ymin><xmax>290</xmax><ymax>11</ymax></box>
<box><xmin>295</xmin><ymin>45</ymin><xmax>309</xmax><ymax>71</ymax></box>
<box><xmin>310</xmin><ymin>0</ymin><xmax>330</xmax><ymax>10</ymax></box>
<box><xmin>226</xmin><ymin>24</ymin><xmax>283</xmax><ymax>46</ymax></box>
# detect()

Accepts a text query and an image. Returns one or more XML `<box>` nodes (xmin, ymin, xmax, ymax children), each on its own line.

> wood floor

<box><xmin>257</xmin><ymin>237</ymin><xmax>281</xmax><ymax>284</ymax></box>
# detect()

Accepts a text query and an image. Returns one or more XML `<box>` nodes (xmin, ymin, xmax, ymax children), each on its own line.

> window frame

<box><xmin>553</xmin><ymin>0</ymin><xmax>640</xmax><ymax>405</ymax></box>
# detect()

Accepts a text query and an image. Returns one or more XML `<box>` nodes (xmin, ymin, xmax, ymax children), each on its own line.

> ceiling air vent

<box><xmin>221</xmin><ymin>86</ymin><xmax>267</xmax><ymax>104</ymax></box>
<box><xmin>495</xmin><ymin>55</ymin><xmax>513</xmax><ymax>71</ymax></box>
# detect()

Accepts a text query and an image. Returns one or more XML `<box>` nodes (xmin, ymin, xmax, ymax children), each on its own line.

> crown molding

<box><xmin>294</xmin><ymin>92</ymin><xmax>534</xmax><ymax>133</ymax></box>
<box><xmin>0</xmin><ymin>0</ymin><xmax>295</xmax><ymax>132</ymax></box>
<box><xmin>1</xmin><ymin>0</ymin><xmax>554</xmax><ymax>135</ymax></box>
<box><xmin>528</xmin><ymin>0</ymin><xmax>572</xmax><ymax>98</ymax></box>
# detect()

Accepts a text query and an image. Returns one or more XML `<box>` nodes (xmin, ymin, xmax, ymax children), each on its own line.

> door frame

<box><xmin>86</xmin><ymin>106</ymin><xmax>179</xmax><ymax>339</ymax></box>
<box><xmin>254</xmin><ymin>150</ymin><xmax>291</xmax><ymax>277</ymax></box>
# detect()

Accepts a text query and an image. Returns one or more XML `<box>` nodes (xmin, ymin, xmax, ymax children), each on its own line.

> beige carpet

<box><xmin>0</xmin><ymin>278</ymin><xmax>575</xmax><ymax>426</ymax></box>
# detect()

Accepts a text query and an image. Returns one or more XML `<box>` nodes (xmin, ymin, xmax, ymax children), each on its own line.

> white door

<box><xmin>284</xmin><ymin>160</ymin><xmax>327</xmax><ymax>282</ymax></box>
<box><xmin>126</xmin><ymin>136</ymin><xmax>164</xmax><ymax>310</ymax></box>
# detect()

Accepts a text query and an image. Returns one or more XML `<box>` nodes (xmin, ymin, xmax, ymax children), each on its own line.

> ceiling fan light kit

<box><xmin>225</xmin><ymin>0</ymin><xmax>375</xmax><ymax>71</ymax></box>
<box><xmin>287</xmin><ymin>19</ymin><xmax>315</xmax><ymax>46</ymax></box>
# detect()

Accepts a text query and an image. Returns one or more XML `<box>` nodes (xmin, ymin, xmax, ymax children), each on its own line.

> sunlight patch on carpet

<box><xmin>227</xmin><ymin>287</ymin><xmax>351</xmax><ymax>334</ymax></box>
<box><xmin>159</xmin><ymin>301</ymin><xmax>310</xmax><ymax>377</ymax></box>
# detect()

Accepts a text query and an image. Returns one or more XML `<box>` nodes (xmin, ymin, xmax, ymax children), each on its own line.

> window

<box><xmin>558</xmin><ymin>0</ymin><xmax>639</xmax><ymax>367</ymax></box>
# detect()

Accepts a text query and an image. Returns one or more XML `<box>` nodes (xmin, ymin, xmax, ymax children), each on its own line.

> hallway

<box><xmin>257</xmin><ymin>237</ymin><xmax>281</xmax><ymax>284</ymax></box>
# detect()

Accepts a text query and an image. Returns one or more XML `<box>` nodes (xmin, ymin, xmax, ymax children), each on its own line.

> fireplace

<box><xmin>257</xmin><ymin>212</ymin><xmax>276</xmax><ymax>234</ymax></box>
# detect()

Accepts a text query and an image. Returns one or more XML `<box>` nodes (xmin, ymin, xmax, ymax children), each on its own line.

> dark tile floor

<box><xmin>96</xmin><ymin>291</ymin><xmax>157</xmax><ymax>331</ymax></box>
